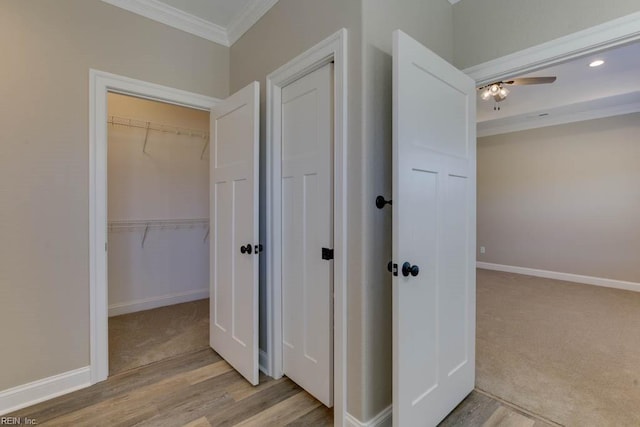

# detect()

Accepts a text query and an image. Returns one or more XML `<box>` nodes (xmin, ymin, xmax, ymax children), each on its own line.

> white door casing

<box><xmin>392</xmin><ymin>30</ymin><xmax>477</xmax><ymax>426</ymax></box>
<box><xmin>265</xmin><ymin>28</ymin><xmax>348</xmax><ymax>426</ymax></box>
<box><xmin>281</xmin><ymin>63</ymin><xmax>334</xmax><ymax>407</ymax></box>
<box><xmin>210</xmin><ymin>81</ymin><xmax>260</xmax><ymax>385</ymax></box>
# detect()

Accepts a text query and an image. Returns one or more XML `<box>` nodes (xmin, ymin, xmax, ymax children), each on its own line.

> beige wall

<box><xmin>0</xmin><ymin>0</ymin><xmax>228</xmax><ymax>391</ymax></box>
<box><xmin>230</xmin><ymin>0</ymin><xmax>455</xmax><ymax>421</ymax></box>
<box><xmin>478</xmin><ymin>113</ymin><xmax>640</xmax><ymax>283</ymax></box>
<box><xmin>453</xmin><ymin>0</ymin><xmax>640</xmax><ymax>69</ymax></box>
<box><xmin>360</xmin><ymin>0</ymin><xmax>453</xmax><ymax>419</ymax></box>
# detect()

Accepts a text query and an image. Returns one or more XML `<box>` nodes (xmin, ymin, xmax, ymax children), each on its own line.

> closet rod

<box><xmin>108</xmin><ymin>115</ymin><xmax>209</xmax><ymax>139</ymax></box>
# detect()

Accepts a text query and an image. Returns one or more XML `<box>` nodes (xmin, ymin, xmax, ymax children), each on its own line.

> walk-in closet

<box><xmin>106</xmin><ymin>93</ymin><xmax>210</xmax><ymax>375</ymax></box>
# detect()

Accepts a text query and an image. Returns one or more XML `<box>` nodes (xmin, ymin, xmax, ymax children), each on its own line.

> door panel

<box><xmin>210</xmin><ymin>81</ymin><xmax>260</xmax><ymax>386</ymax></box>
<box><xmin>392</xmin><ymin>30</ymin><xmax>476</xmax><ymax>426</ymax></box>
<box><xmin>281</xmin><ymin>63</ymin><xmax>334</xmax><ymax>407</ymax></box>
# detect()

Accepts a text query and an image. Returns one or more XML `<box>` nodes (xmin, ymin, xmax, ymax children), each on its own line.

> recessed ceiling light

<box><xmin>589</xmin><ymin>60</ymin><xmax>605</xmax><ymax>67</ymax></box>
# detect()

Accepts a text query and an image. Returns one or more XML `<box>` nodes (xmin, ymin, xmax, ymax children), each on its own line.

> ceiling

<box><xmin>477</xmin><ymin>41</ymin><xmax>640</xmax><ymax>136</ymax></box>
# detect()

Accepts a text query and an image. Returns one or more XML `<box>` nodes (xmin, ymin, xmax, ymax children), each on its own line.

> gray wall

<box><xmin>360</xmin><ymin>0</ymin><xmax>454</xmax><ymax>420</ymax></box>
<box><xmin>0</xmin><ymin>0</ymin><xmax>228</xmax><ymax>391</ymax></box>
<box><xmin>453</xmin><ymin>0</ymin><xmax>640</xmax><ymax>69</ymax></box>
<box><xmin>478</xmin><ymin>113</ymin><xmax>640</xmax><ymax>283</ymax></box>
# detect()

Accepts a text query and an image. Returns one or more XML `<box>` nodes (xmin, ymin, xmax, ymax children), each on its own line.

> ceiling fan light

<box><xmin>481</xmin><ymin>89</ymin><xmax>492</xmax><ymax>100</ymax></box>
<box><xmin>489</xmin><ymin>84</ymin><xmax>500</xmax><ymax>94</ymax></box>
<box><xmin>498</xmin><ymin>87</ymin><xmax>509</xmax><ymax>98</ymax></box>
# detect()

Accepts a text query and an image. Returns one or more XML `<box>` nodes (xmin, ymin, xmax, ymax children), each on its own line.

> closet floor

<box><xmin>109</xmin><ymin>298</ymin><xmax>210</xmax><ymax>376</ymax></box>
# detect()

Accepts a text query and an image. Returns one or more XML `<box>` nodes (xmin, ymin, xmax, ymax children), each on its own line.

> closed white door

<box><xmin>281</xmin><ymin>63</ymin><xmax>334</xmax><ymax>407</ymax></box>
<box><xmin>392</xmin><ymin>30</ymin><xmax>476</xmax><ymax>426</ymax></box>
<box><xmin>210</xmin><ymin>81</ymin><xmax>260</xmax><ymax>385</ymax></box>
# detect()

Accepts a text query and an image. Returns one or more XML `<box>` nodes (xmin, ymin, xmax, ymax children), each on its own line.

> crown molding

<box><xmin>102</xmin><ymin>0</ymin><xmax>280</xmax><ymax>47</ymax></box>
<box><xmin>478</xmin><ymin>93</ymin><xmax>640</xmax><ymax>137</ymax></box>
<box><xmin>227</xmin><ymin>0</ymin><xmax>280</xmax><ymax>45</ymax></box>
<box><xmin>102</xmin><ymin>0</ymin><xmax>228</xmax><ymax>45</ymax></box>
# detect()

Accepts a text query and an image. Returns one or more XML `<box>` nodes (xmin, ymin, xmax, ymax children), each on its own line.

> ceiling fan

<box><xmin>479</xmin><ymin>76</ymin><xmax>557</xmax><ymax>103</ymax></box>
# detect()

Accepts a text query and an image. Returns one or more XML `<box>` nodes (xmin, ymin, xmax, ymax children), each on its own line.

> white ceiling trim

<box><xmin>227</xmin><ymin>0</ymin><xmax>280</xmax><ymax>45</ymax></box>
<box><xmin>101</xmin><ymin>0</ymin><xmax>280</xmax><ymax>47</ymax></box>
<box><xmin>478</xmin><ymin>95</ymin><xmax>640</xmax><ymax>137</ymax></box>
<box><xmin>101</xmin><ymin>0</ymin><xmax>229</xmax><ymax>45</ymax></box>
<box><xmin>448</xmin><ymin>0</ymin><xmax>462</xmax><ymax>4</ymax></box>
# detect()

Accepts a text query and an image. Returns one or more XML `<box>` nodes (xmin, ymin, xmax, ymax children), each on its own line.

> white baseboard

<box><xmin>477</xmin><ymin>262</ymin><xmax>640</xmax><ymax>292</ymax></box>
<box><xmin>259</xmin><ymin>349</ymin><xmax>269</xmax><ymax>375</ymax></box>
<box><xmin>108</xmin><ymin>288</ymin><xmax>209</xmax><ymax>317</ymax></box>
<box><xmin>346</xmin><ymin>406</ymin><xmax>392</xmax><ymax>427</ymax></box>
<box><xmin>0</xmin><ymin>367</ymin><xmax>91</xmax><ymax>416</ymax></box>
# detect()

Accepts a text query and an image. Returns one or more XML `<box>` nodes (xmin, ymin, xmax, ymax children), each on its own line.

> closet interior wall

<box><xmin>107</xmin><ymin>93</ymin><xmax>210</xmax><ymax>316</ymax></box>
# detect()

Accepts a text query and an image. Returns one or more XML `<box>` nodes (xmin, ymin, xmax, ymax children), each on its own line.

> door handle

<box><xmin>376</xmin><ymin>196</ymin><xmax>392</xmax><ymax>209</ymax></box>
<box><xmin>240</xmin><ymin>244</ymin><xmax>253</xmax><ymax>254</ymax></box>
<box><xmin>401</xmin><ymin>262</ymin><xmax>419</xmax><ymax>277</ymax></box>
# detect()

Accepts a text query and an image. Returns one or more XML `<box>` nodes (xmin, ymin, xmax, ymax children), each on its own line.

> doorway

<box><xmin>89</xmin><ymin>70</ymin><xmax>219</xmax><ymax>383</ymax></box>
<box><xmin>473</xmin><ymin>39</ymin><xmax>640</xmax><ymax>426</ymax></box>
<box><xmin>106</xmin><ymin>92</ymin><xmax>211</xmax><ymax>376</ymax></box>
<box><xmin>265</xmin><ymin>28</ymin><xmax>348</xmax><ymax>425</ymax></box>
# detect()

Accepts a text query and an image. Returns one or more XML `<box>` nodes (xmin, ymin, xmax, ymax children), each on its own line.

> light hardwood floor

<box><xmin>9</xmin><ymin>349</ymin><xmax>332</xmax><ymax>427</ymax></box>
<box><xmin>9</xmin><ymin>347</ymin><xmax>552</xmax><ymax>427</ymax></box>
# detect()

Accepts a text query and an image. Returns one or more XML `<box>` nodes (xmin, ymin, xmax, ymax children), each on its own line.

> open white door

<box><xmin>392</xmin><ymin>30</ymin><xmax>476</xmax><ymax>426</ymax></box>
<box><xmin>210</xmin><ymin>81</ymin><xmax>260</xmax><ymax>385</ymax></box>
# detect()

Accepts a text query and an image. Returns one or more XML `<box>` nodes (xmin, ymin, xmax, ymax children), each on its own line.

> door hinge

<box><xmin>322</xmin><ymin>248</ymin><xmax>334</xmax><ymax>260</ymax></box>
<box><xmin>105</xmin><ymin>242</ymin><xmax>108</xmax><ymax>252</ymax></box>
<box><xmin>387</xmin><ymin>261</ymin><xmax>398</xmax><ymax>276</ymax></box>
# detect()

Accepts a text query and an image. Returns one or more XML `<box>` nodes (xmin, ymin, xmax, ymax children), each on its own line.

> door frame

<box><xmin>88</xmin><ymin>69</ymin><xmax>219</xmax><ymax>384</ymax></box>
<box><xmin>265</xmin><ymin>28</ymin><xmax>348</xmax><ymax>426</ymax></box>
<box><xmin>464</xmin><ymin>11</ymin><xmax>640</xmax><ymax>84</ymax></box>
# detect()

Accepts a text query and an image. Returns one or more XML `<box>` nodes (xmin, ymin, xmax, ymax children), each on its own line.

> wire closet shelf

<box><xmin>108</xmin><ymin>115</ymin><xmax>210</xmax><ymax>158</ymax></box>
<box><xmin>108</xmin><ymin>218</ymin><xmax>210</xmax><ymax>248</ymax></box>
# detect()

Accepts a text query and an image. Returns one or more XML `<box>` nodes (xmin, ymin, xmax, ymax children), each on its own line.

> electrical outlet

<box><xmin>480</xmin><ymin>246</ymin><xmax>486</xmax><ymax>254</ymax></box>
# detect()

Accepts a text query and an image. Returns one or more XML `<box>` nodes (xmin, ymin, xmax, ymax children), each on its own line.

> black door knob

<box><xmin>402</xmin><ymin>262</ymin><xmax>419</xmax><ymax>277</ymax></box>
<box><xmin>240</xmin><ymin>244</ymin><xmax>253</xmax><ymax>254</ymax></box>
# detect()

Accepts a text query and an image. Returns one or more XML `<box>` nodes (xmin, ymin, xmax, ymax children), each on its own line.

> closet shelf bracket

<box><xmin>200</xmin><ymin>136</ymin><xmax>209</xmax><ymax>160</ymax></box>
<box><xmin>142</xmin><ymin>122</ymin><xmax>151</xmax><ymax>153</ymax></box>
<box><xmin>141</xmin><ymin>224</ymin><xmax>149</xmax><ymax>248</ymax></box>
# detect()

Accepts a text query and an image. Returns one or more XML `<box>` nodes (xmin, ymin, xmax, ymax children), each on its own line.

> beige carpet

<box><xmin>109</xmin><ymin>298</ymin><xmax>209</xmax><ymax>376</ymax></box>
<box><xmin>477</xmin><ymin>269</ymin><xmax>640</xmax><ymax>426</ymax></box>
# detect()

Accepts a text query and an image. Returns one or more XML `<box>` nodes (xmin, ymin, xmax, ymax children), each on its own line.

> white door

<box><xmin>210</xmin><ymin>81</ymin><xmax>260</xmax><ymax>385</ymax></box>
<box><xmin>392</xmin><ymin>30</ymin><xmax>476</xmax><ymax>426</ymax></box>
<box><xmin>281</xmin><ymin>63</ymin><xmax>334</xmax><ymax>407</ymax></box>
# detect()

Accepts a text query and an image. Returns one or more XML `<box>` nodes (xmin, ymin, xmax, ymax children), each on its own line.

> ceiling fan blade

<box><xmin>505</xmin><ymin>77</ymin><xmax>557</xmax><ymax>85</ymax></box>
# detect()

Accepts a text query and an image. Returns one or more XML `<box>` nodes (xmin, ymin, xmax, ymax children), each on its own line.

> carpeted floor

<box><xmin>477</xmin><ymin>269</ymin><xmax>640</xmax><ymax>426</ymax></box>
<box><xmin>109</xmin><ymin>298</ymin><xmax>210</xmax><ymax>376</ymax></box>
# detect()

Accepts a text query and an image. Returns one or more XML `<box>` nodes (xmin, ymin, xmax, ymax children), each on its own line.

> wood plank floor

<box><xmin>9</xmin><ymin>348</ymin><xmax>552</xmax><ymax>426</ymax></box>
